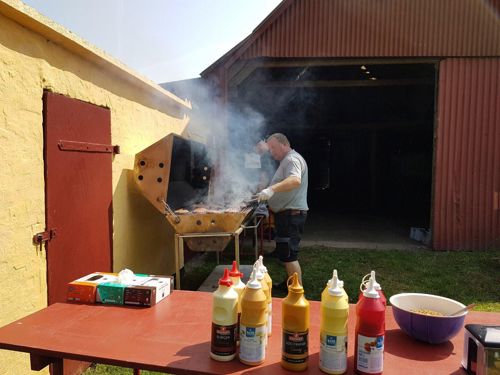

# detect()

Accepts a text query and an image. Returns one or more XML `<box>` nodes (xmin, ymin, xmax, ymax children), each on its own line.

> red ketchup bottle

<box><xmin>354</xmin><ymin>277</ymin><xmax>385</xmax><ymax>375</ymax></box>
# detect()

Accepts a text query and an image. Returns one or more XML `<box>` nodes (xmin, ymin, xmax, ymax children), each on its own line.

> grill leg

<box><xmin>216</xmin><ymin>250</ymin><xmax>219</xmax><ymax>264</ymax></box>
<box><xmin>254</xmin><ymin>216</ymin><xmax>258</xmax><ymax>260</ymax></box>
<box><xmin>174</xmin><ymin>234</ymin><xmax>181</xmax><ymax>290</ymax></box>
<box><xmin>235</xmin><ymin>232</ymin><xmax>240</xmax><ymax>269</ymax></box>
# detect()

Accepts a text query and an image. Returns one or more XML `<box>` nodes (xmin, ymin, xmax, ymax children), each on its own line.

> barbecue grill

<box><xmin>133</xmin><ymin>133</ymin><xmax>258</xmax><ymax>288</ymax></box>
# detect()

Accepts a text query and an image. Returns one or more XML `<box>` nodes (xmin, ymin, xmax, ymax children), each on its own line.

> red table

<box><xmin>0</xmin><ymin>290</ymin><xmax>498</xmax><ymax>374</ymax></box>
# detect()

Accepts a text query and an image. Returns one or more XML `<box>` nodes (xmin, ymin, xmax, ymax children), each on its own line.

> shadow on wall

<box><xmin>112</xmin><ymin>169</ymin><xmax>176</xmax><ymax>275</ymax></box>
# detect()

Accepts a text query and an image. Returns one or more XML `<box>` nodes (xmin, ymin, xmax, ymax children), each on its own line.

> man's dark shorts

<box><xmin>274</xmin><ymin>210</ymin><xmax>307</xmax><ymax>263</ymax></box>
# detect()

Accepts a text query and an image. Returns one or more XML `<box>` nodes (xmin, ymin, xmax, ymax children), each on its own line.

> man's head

<box><xmin>266</xmin><ymin>133</ymin><xmax>291</xmax><ymax>161</ymax></box>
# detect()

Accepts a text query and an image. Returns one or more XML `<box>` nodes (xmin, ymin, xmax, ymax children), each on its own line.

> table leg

<box><xmin>30</xmin><ymin>353</ymin><xmax>59</xmax><ymax>372</ymax></box>
<box><xmin>133</xmin><ymin>369</ymin><xmax>141</xmax><ymax>375</ymax></box>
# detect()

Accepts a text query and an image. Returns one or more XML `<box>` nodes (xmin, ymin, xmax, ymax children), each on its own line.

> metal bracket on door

<box><xmin>33</xmin><ymin>229</ymin><xmax>57</xmax><ymax>248</ymax></box>
<box><xmin>58</xmin><ymin>140</ymin><xmax>120</xmax><ymax>154</ymax></box>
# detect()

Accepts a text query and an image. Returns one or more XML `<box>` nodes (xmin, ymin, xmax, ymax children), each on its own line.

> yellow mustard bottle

<box><xmin>320</xmin><ymin>270</ymin><xmax>349</xmax><ymax>374</ymax></box>
<box><xmin>229</xmin><ymin>260</ymin><xmax>245</xmax><ymax>344</ymax></box>
<box><xmin>210</xmin><ymin>268</ymin><xmax>238</xmax><ymax>361</ymax></box>
<box><xmin>282</xmin><ymin>272</ymin><xmax>310</xmax><ymax>371</ymax></box>
<box><xmin>239</xmin><ymin>266</ymin><xmax>267</xmax><ymax>366</ymax></box>
<box><xmin>258</xmin><ymin>255</ymin><xmax>273</xmax><ymax>337</ymax></box>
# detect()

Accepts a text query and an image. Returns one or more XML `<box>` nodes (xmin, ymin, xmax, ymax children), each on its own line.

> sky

<box><xmin>22</xmin><ymin>0</ymin><xmax>282</xmax><ymax>84</ymax></box>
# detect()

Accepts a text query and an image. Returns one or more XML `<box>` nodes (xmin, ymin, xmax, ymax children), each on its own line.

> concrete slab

<box><xmin>197</xmin><ymin>264</ymin><xmax>254</xmax><ymax>292</ymax></box>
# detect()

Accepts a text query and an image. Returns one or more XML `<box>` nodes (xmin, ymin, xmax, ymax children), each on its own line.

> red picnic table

<box><xmin>0</xmin><ymin>290</ymin><xmax>498</xmax><ymax>374</ymax></box>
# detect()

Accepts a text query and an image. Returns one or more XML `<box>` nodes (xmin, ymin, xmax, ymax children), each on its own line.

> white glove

<box><xmin>258</xmin><ymin>187</ymin><xmax>274</xmax><ymax>202</ymax></box>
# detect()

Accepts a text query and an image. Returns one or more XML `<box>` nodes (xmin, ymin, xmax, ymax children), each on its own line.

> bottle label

<box><xmin>210</xmin><ymin>322</ymin><xmax>237</xmax><ymax>357</ymax></box>
<box><xmin>239</xmin><ymin>324</ymin><xmax>266</xmax><ymax>363</ymax></box>
<box><xmin>356</xmin><ymin>334</ymin><xmax>384</xmax><ymax>373</ymax></box>
<box><xmin>282</xmin><ymin>329</ymin><xmax>308</xmax><ymax>364</ymax></box>
<box><xmin>319</xmin><ymin>332</ymin><xmax>347</xmax><ymax>372</ymax></box>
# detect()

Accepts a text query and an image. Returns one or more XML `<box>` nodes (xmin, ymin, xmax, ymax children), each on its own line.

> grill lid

<box><xmin>134</xmin><ymin>133</ymin><xmax>212</xmax><ymax>214</ymax></box>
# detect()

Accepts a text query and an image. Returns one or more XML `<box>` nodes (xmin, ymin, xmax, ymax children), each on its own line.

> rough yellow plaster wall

<box><xmin>0</xmin><ymin>2</ymin><xmax>189</xmax><ymax>373</ymax></box>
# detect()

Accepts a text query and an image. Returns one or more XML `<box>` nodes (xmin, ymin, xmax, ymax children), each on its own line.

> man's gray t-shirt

<box><xmin>268</xmin><ymin>149</ymin><xmax>308</xmax><ymax>212</ymax></box>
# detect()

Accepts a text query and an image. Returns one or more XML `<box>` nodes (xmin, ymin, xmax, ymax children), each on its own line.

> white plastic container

<box><xmin>210</xmin><ymin>268</ymin><xmax>238</xmax><ymax>361</ymax></box>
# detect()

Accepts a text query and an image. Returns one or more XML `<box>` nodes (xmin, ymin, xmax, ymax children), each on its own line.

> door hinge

<box><xmin>33</xmin><ymin>229</ymin><xmax>57</xmax><ymax>245</ymax></box>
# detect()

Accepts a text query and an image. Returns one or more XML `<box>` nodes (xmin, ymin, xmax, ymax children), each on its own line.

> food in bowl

<box><xmin>409</xmin><ymin>308</ymin><xmax>445</xmax><ymax>317</ymax></box>
<box><xmin>390</xmin><ymin>293</ymin><xmax>467</xmax><ymax>344</ymax></box>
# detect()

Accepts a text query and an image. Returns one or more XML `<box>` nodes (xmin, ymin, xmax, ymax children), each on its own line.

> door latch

<box><xmin>33</xmin><ymin>229</ymin><xmax>57</xmax><ymax>250</ymax></box>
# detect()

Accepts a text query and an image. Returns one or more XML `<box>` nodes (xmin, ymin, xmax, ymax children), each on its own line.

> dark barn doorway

<box><xmin>230</xmin><ymin>61</ymin><xmax>436</xmax><ymax>248</ymax></box>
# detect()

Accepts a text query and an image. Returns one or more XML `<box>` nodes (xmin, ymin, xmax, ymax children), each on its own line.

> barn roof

<box><xmin>202</xmin><ymin>0</ymin><xmax>500</xmax><ymax>76</ymax></box>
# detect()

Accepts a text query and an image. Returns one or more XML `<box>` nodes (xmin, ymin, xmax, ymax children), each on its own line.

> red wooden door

<box><xmin>43</xmin><ymin>91</ymin><xmax>113</xmax><ymax>305</ymax></box>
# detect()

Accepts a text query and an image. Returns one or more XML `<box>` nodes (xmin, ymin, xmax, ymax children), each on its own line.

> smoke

<box><xmin>163</xmin><ymin>78</ymin><xmax>267</xmax><ymax>208</ymax></box>
<box><xmin>208</xmin><ymin>103</ymin><xmax>266</xmax><ymax>208</ymax></box>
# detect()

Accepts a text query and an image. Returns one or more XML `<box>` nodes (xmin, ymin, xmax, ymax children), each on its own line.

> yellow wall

<box><xmin>0</xmin><ymin>1</ymin><xmax>190</xmax><ymax>373</ymax></box>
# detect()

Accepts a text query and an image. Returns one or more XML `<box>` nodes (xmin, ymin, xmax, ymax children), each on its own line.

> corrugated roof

<box><xmin>202</xmin><ymin>0</ymin><xmax>500</xmax><ymax>76</ymax></box>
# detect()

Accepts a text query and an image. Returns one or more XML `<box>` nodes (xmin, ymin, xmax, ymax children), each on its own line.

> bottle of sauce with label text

<box><xmin>354</xmin><ymin>277</ymin><xmax>385</xmax><ymax>375</ymax></box>
<box><xmin>210</xmin><ymin>268</ymin><xmax>238</xmax><ymax>361</ymax></box>
<box><xmin>229</xmin><ymin>260</ymin><xmax>245</xmax><ymax>343</ymax></box>
<box><xmin>239</xmin><ymin>267</ymin><xmax>268</xmax><ymax>366</ymax></box>
<box><xmin>257</xmin><ymin>256</ymin><xmax>273</xmax><ymax>337</ymax></box>
<box><xmin>282</xmin><ymin>272</ymin><xmax>310</xmax><ymax>371</ymax></box>
<box><xmin>320</xmin><ymin>270</ymin><xmax>349</xmax><ymax>374</ymax></box>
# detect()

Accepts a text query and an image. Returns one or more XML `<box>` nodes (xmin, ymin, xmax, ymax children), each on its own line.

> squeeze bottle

<box><xmin>229</xmin><ymin>260</ymin><xmax>245</xmax><ymax>343</ymax></box>
<box><xmin>358</xmin><ymin>271</ymin><xmax>386</xmax><ymax>306</ymax></box>
<box><xmin>320</xmin><ymin>271</ymin><xmax>349</xmax><ymax>374</ymax></box>
<box><xmin>325</xmin><ymin>269</ymin><xmax>349</xmax><ymax>303</ymax></box>
<box><xmin>210</xmin><ymin>268</ymin><xmax>238</xmax><ymax>361</ymax></box>
<box><xmin>281</xmin><ymin>272</ymin><xmax>310</xmax><ymax>371</ymax></box>
<box><xmin>239</xmin><ymin>267</ymin><xmax>267</xmax><ymax>366</ymax></box>
<box><xmin>354</xmin><ymin>277</ymin><xmax>385</xmax><ymax>375</ymax></box>
<box><xmin>257</xmin><ymin>256</ymin><xmax>273</xmax><ymax>336</ymax></box>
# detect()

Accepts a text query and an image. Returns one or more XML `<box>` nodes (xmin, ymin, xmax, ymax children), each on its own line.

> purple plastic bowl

<box><xmin>390</xmin><ymin>293</ymin><xmax>467</xmax><ymax>344</ymax></box>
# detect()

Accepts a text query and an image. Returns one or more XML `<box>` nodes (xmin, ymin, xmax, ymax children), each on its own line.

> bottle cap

<box><xmin>229</xmin><ymin>260</ymin><xmax>243</xmax><ymax>278</ymax></box>
<box><xmin>287</xmin><ymin>272</ymin><xmax>304</xmax><ymax>293</ymax></box>
<box><xmin>327</xmin><ymin>269</ymin><xmax>343</xmax><ymax>286</ymax></box>
<box><xmin>363</xmin><ymin>277</ymin><xmax>380</xmax><ymax>298</ymax></box>
<box><xmin>371</xmin><ymin>270</ymin><xmax>382</xmax><ymax>291</ymax></box>
<box><xmin>253</xmin><ymin>259</ymin><xmax>264</xmax><ymax>280</ymax></box>
<box><xmin>258</xmin><ymin>255</ymin><xmax>268</xmax><ymax>273</ymax></box>
<box><xmin>218</xmin><ymin>268</ymin><xmax>233</xmax><ymax>287</ymax></box>
<box><xmin>328</xmin><ymin>270</ymin><xmax>343</xmax><ymax>296</ymax></box>
<box><xmin>246</xmin><ymin>266</ymin><xmax>262</xmax><ymax>289</ymax></box>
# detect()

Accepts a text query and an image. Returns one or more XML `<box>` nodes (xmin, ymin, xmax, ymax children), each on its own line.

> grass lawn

<box><xmin>84</xmin><ymin>246</ymin><xmax>500</xmax><ymax>374</ymax></box>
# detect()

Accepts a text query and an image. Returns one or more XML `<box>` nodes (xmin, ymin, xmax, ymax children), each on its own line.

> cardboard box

<box><xmin>124</xmin><ymin>276</ymin><xmax>173</xmax><ymax>306</ymax></box>
<box><xmin>96</xmin><ymin>274</ymin><xmax>152</xmax><ymax>305</ymax></box>
<box><xmin>67</xmin><ymin>272</ymin><xmax>118</xmax><ymax>303</ymax></box>
<box><xmin>97</xmin><ymin>282</ymin><xmax>128</xmax><ymax>305</ymax></box>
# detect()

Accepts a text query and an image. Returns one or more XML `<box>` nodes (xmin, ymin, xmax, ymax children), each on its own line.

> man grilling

<box><xmin>257</xmin><ymin>133</ymin><xmax>308</xmax><ymax>291</ymax></box>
